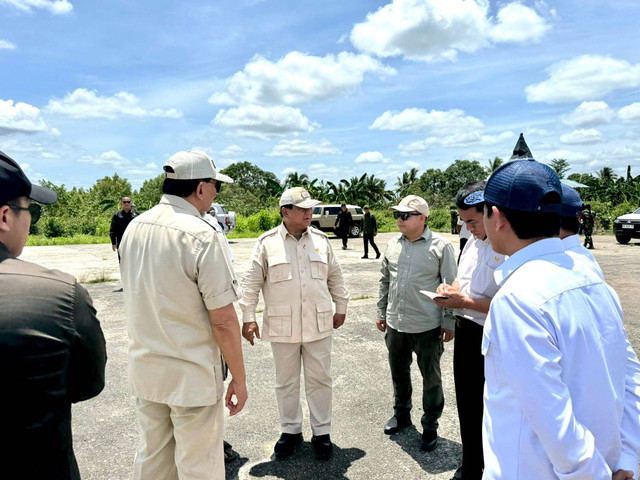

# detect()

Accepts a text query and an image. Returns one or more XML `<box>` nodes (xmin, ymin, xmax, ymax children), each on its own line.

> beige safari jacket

<box><xmin>240</xmin><ymin>223</ymin><xmax>349</xmax><ymax>343</ymax></box>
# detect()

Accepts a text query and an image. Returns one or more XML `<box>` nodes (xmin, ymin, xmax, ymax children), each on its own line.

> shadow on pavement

<box><xmin>247</xmin><ymin>442</ymin><xmax>366</xmax><ymax>480</ymax></box>
<box><xmin>389</xmin><ymin>425</ymin><xmax>461</xmax><ymax>475</ymax></box>
<box><xmin>225</xmin><ymin>457</ymin><xmax>249</xmax><ymax>480</ymax></box>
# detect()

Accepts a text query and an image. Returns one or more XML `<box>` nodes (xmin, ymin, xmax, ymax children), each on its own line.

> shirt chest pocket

<box><xmin>267</xmin><ymin>255</ymin><xmax>292</xmax><ymax>283</ymax></box>
<box><xmin>309</xmin><ymin>251</ymin><xmax>328</xmax><ymax>279</ymax></box>
<box><xmin>267</xmin><ymin>304</ymin><xmax>292</xmax><ymax>337</ymax></box>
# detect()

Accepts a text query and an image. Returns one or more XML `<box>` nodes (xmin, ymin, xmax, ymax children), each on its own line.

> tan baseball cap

<box><xmin>391</xmin><ymin>195</ymin><xmax>430</xmax><ymax>217</ymax></box>
<box><xmin>163</xmin><ymin>150</ymin><xmax>233</xmax><ymax>183</ymax></box>
<box><xmin>279</xmin><ymin>187</ymin><xmax>320</xmax><ymax>208</ymax></box>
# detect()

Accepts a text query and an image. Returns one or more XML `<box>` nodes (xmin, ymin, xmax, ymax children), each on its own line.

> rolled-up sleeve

<box><xmin>326</xmin><ymin>240</ymin><xmax>349</xmax><ymax>314</ymax></box>
<box><xmin>197</xmin><ymin>232</ymin><xmax>239</xmax><ymax>311</ymax></box>
<box><xmin>239</xmin><ymin>241</ymin><xmax>266</xmax><ymax>323</ymax></box>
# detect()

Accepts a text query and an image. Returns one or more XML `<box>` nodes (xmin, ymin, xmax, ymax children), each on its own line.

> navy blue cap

<box><xmin>481</xmin><ymin>159</ymin><xmax>562</xmax><ymax>213</ymax></box>
<box><xmin>0</xmin><ymin>151</ymin><xmax>57</xmax><ymax>205</ymax></box>
<box><xmin>560</xmin><ymin>183</ymin><xmax>583</xmax><ymax>217</ymax></box>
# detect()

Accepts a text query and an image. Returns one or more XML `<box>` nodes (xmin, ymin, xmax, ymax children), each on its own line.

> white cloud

<box><xmin>559</xmin><ymin>128</ymin><xmax>603</xmax><ymax>145</ymax></box>
<box><xmin>282</xmin><ymin>167</ymin><xmax>297</xmax><ymax>175</ymax></box>
<box><xmin>209</xmin><ymin>51</ymin><xmax>395</xmax><ymax>106</ymax></box>
<box><xmin>78</xmin><ymin>150</ymin><xmax>126</xmax><ymax>167</ymax></box>
<box><xmin>0</xmin><ymin>0</ymin><xmax>73</xmax><ymax>14</ymax></box>
<box><xmin>212</xmin><ymin>105</ymin><xmax>317</xmax><ymax>139</ymax></box>
<box><xmin>266</xmin><ymin>139</ymin><xmax>341</xmax><ymax>157</ymax></box>
<box><xmin>371</xmin><ymin>108</ymin><xmax>483</xmax><ymax>133</ymax></box>
<box><xmin>0</xmin><ymin>99</ymin><xmax>54</xmax><ymax>135</ymax></box>
<box><xmin>355</xmin><ymin>151</ymin><xmax>391</xmax><ymax>164</ymax></box>
<box><xmin>307</xmin><ymin>162</ymin><xmax>347</xmax><ymax>177</ymax></box>
<box><xmin>0</xmin><ymin>40</ymin><xmax>16</xmax><ymax>50</ymax></box>
<box><xmin>490</xmin><ymin>2</ymin><xmax>550</xmax><ymax>44</ymax></box>
<box><xmin>541</xmin><ymin>149</ymin><xmax>589</xmax><ymax>163</ymax></box>
<box><xmin>619</xmin><ymin>103</ymin><xmax>640</xmax><ymax>123</ymax></box>
<box><xmin>587</xmin><ymin>143</ymin><xmax>640</xmax><ymax>174</ymax></box>
<box><xmin>525</xmin><ymin>55</ymin><xmax>640</xmax><ymax>103</ymax></box>
<box><xmin>45</xmin><ymin>88</ymin><xmax>183</xmax><ymax>120</ymax></box>
<box><xmin>399</xmin><ymin>130</ymin><xmax>513</xmax><ymax>154</ymax></box>
<box><xmin>350</xmin><ymin>0</ymin><xmax>549</xmax><ymax>62</ymax></box>
<box><xmin>524</xmin><ymin>127</ymin><xmax>550</xmax><ymax>136</ymax></box>
<box><xmin>220</xmin><ymin>144</ymin><xmax>248</xmax><ymax>157</ymax></box>
<box><xmin>561</xmin><ymin>101</ymin><xmax>615</xmax><ymax>127</ymax></box>
<box><xmin>405</xmin><ymin>160</ymin><xmax>421</xmax><ymax>168</ymax></box>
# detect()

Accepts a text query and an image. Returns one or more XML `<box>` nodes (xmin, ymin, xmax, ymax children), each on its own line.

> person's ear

<box><xmin>0</xmin><ymin>205</ymin><xmax>11</xmax><ymax>233</ymax></box>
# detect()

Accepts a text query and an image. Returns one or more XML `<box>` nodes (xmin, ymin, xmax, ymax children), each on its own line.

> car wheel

<box><xmin>615</xmin><ymin>234</ymin><xmax>631</xmax><ymax>245</ymax></box>
<box><xmin>349</xmin><ymin>223</ymin><xmax>361</xmax><ymax>237</ymax></box>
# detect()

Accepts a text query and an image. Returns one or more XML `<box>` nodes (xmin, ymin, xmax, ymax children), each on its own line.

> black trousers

<box><xmin>337</xmin><ymin>228</ymin><xmax>349</xmax><ymax>248</ymax></box>
<box><xmin>363</xmin><ymin>233</ymin><xmax>379</xmax><ymax>257</ymax></box>
<box><xmin>453</xmin><ymin>317</ymin><xmax>485</xmax><ymax>480</ymax></box>
<box><xmin>385</xmin><ymin>326</ymin><xmax>444</xmax><ymax>432</ymax></box>
<box><xmin>458</xmin><ymin>237</ymin><xmax>468</xmax><ymax>264</ymax></box>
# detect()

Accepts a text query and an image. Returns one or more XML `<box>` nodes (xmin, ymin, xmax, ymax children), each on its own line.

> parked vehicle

<box><xmin>209</xmin><ymin>203</ymin><xmax>236</xmax><ymax>234</ymax></box>
<box><xmin>311</xmin><ymin>204</ymin><xmax>364</xmax><ymax>237</ymax></box>
<box><xmin>613</xmin><ymin>207</ymin><xmax>640</xmax><ymax>244</ymax></box>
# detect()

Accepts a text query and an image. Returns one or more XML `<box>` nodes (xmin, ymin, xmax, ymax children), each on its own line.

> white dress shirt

<box><xmin>562</xmin><ymin>233</ymin><xmax>603</xmax><ymax>279</ymax></box>
<box><xmin>482</xmin><ymin>237</ymin><xmax>640</xmax><ymax>479</ymax></box>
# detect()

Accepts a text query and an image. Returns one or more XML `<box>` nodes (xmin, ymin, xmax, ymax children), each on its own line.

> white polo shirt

<box><xmin>120</xmin><ymin>195</ymin><xmax>238</xmax><ymax>407</ymax></box>
<box><xmin>482</xmin><ymin>238</ymin><xmax>640</xmax><ymax>479</ymax></box>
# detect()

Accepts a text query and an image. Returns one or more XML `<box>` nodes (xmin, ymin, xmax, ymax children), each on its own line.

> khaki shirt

<box><xmin>240</xmin><ymin>223</ymin><xmax>349</xmax><ymax>343</ymax></box>
<box><xmin>378</xmin><ymin>227</ymin><xmax>457</xmax><ymax>333</ymax></box>
<box><xmin>120</xmin><ymin>194</ymin><xmax>238</xmax><ymax>407</ymax></box>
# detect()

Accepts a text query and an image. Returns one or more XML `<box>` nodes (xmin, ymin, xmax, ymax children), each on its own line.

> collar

<box><xmin>159</xmin><ymin>194</ymin><xmax>203</xmax><ymax>218</ymax></box>
<box><xmin>402</xmin><ymin>225</ymin><xmax>431</xmax><ymax>243</ymax></box>
<box><xmin>561</xmin><ymin>234</ymin><xmax>581</xmax><ymax>250</ymax></box>
<box><xmin>277</xmin><ymin>222</ymin><xmax>309</xmax><ymax>240</ymax></box>
<box><xmin>494</xmin><ymin>237</ymin><xmax>564</xmax><ymax>286</ymax></box>
<box><xmin>0</xmin><ymin>241</ymin><xmax>13</xmax><ymax>262</ymax></box>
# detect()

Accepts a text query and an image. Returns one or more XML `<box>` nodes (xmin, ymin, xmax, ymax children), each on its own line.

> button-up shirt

<box><xmin>482</xmin><ymin>238</ymin><xmax>640</xmax><ymax>479</ymax></box>
<box><xmin>239</xmin><ymin>223</ymin><xmax>349</xmax><ymax>344</ymax></box>
<box><xmin>120</xmin><ymin>194</ymin><xmax>238</xmax><ymax>407</ymax></box>
<box><xmin>378</xmin><ymin>226</ymin><xmax>457</xmax><ymax>333</ymax></box>
<box><xmin>562</xmin><ymin>233</ymin><xmax>603</xmax><ymax>279</ymax></box>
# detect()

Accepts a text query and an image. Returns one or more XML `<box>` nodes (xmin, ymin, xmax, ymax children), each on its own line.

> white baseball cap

<box><xmin>391</xmin><ymin>195</ymin><xmax>430</xmax><ymax>217</ymax></box>
<box><xmin>163</xmin><ymin>150</ymin><xmax>233</xmax><ymax>183</ymax></box>
<box><xmin>279</xmin><ymin>187</ymin><xmax>320</xmax><ymax>208</ymax></box>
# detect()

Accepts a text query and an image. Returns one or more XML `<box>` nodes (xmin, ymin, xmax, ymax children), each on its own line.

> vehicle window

<box><xmin>634</xmin><ymin>208</ymin><xmax>640</xmax><ymax>214</ymax></box>
<box><xmin>220</xmin><ymin>206</ymin><xmax>228</xmax><ymax>214</ymax></box>
<box><xmin>326</xmin><ymin>207</ymin><xmax>342</xmax><ymax>215</ymax></box>
<box><xmin>355</xmin><ymin>208</ymin><xmax>363</xmax><ymax>214</ymax></box>
<box><xmin>313</xmin><ymin>207</ymin><xmax>321</xmax><ymax>214</ymax></box>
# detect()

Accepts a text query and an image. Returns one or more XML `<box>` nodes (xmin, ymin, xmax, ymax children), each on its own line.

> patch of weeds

<box><xmin>351</xmin><ymin>295</ymin><xmax>372</xmax><ymax>301</ymax></box>
<box><xmin>79</xmin><ymin>270</ymin><xmax>118</xmax><ymax>284</ymax></box>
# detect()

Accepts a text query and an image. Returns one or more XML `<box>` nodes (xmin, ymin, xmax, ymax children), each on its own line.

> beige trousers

<box><xmin>271</xmin><ymin>336</ymin><xmax>333</xmax><ymax>436</ymax></box>
<box><xmin>133</xmin><ymin>398</ymin><xmax>224</xmax><ymax>480</ymax></box>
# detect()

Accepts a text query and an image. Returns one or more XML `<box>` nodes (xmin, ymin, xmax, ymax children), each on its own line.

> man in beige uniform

<box><xmin>120</xmin><ymin>150</ymin><xmax>247</xmax><ymax>480</ymax></box>
<box><xmin>241</xmin><ymin>187</ymin><xmax>349</xmax><ymax>460</ymax></box>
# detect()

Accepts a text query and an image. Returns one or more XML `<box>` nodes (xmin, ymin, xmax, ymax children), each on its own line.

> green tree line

<box><xmin>29</xmin><ymin>158</ymin><xmax>640</xmax><ymax>241</ymax></box>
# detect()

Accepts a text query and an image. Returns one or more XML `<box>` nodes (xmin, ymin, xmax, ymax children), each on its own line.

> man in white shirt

<box><xmin>120</xmin><ymin>151</ymin><xmax>247</xmax><ymax>480</ymax></box>
<box><xmin>479</xmin><ymin>159</ymin><xmax>640</xmax><ymax>480</ymax></box>
<box><xmin>434</xmin><ymin>181</ymin><xmax>505</xmax><ymax>480</ymax></box>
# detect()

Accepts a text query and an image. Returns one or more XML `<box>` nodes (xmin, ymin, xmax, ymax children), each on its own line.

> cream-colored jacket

<box><xmin>240</xmin><ymin>223</ymin><xmax>349</xmax><ymax>343</ymax></box>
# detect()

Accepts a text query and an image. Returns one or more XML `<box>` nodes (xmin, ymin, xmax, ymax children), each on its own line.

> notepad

<box><xmin>420</xmin><ymin>290</ymin><xmax>449</xmax><ymax>300</ymax></box>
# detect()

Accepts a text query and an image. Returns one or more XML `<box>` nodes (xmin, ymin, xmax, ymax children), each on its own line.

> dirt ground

<box><xmin>19</xmin><ymin>232</ymin><xmax>640</xmax><ymax>480</ymax></box>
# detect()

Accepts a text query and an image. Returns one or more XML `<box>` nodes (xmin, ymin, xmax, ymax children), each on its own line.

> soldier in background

<box><xmin>580</xmin><ymin>203</ymin><xmax>595</xmax><ymax>249</ymax></box>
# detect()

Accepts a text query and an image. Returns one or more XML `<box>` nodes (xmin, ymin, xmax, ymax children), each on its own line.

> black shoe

<box><xmin>450</xmin><ymin>466</ymin><xmax>463</xmax><ymax>480</ymax></box>
<box><xmin>223</xmin><ymin>440</ymin><xmax>239</xmax><ymax>464</ymax></box>
<box><xmin>342</xmin><ymin>246</ymin><xmax>347</xmax><ymax>250</ymax></box>
<box><xmin>376</xmin><ymin>252</ymin><xmax>381</xmax><ymax>259</ymax></box>
<box><xmin>311</xmin><ymin>434</ymin><xmax>333</xmax><ymax>460</ymax></box>
<box><xmin>384</xmin><ymin>415</ymin><xmax>412</xmax><ymax>435</ymax></box>
<box><xmin>274</xmin><ymin>432</ymin><xmax>302</xmax><ymax>458</ymax></box>
<box><xmin>361</xmin><ymin>255</ymin><xmax>369</xmax><ymax>259</ymax></box>
<box><xmin>421</xmin><ymin>430</ymin><xmax>438</xmax><ymax>451</ymax></box>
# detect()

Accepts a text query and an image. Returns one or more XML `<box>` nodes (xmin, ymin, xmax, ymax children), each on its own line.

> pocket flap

<box><xmin>267</xmin><ymin>304</ymin><xmax>291</xmax><ymax>317</ymax></box>
<box><xmin>316</xmin><ymin>301</ymin><xmax>333</xmax><ymax>313</ymax></box>
<box><xmin>267</xmin><ymin>255</ymin><xmax>289</xmax><ymax>267</ymax></box>
<box><xmin>309</xmin><ymin>250</ymin><xmax>328</xmax><ymax>264</ymax></box>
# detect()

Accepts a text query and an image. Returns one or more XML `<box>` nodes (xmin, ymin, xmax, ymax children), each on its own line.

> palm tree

<box><xmin>283</xmin><ymin>172</ymin><xmax>310</xmax><ymax>189</ymax></box>
<box><xmin>487</xmin><ymin>156</ymin><xmax>503</xmax><ymax>174</ymax></box>
<box><xmin>549</xmin><ymin>158</ymin><xmax>571</xmax><ymax>179</ymax></box>
<box><xmin>396</xmin><ymin>168</ymin><xmax>419</xmax><ymax>198</ymax></box>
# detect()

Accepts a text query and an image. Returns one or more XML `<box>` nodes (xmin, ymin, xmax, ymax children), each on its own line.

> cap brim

<box><xmin>295</xmin><ymin>199</ymin><xmax>321</xmax><ymax>208</ymax></box>
<box><xmin>390</xmin><ymin>205</ymin><xmax>416</xmax><ymax>212</ymax></box>
<box><xmin>214</xmin><ymin>172</ymin><xmax>234</xmax><ymax>184</ymax></box>
<box><xmin>30</xmin><ymin>184</ymin><xmax>57</xmax><ymax>205</ymax></box>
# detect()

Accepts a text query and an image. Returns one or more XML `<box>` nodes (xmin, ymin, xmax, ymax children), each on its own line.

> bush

<box><xmin>42</xmin><ymin>216</ymin><xmax>70</xmax><ymax>238</ymax></box>
<box><xmin>428</xmin><ymin>207</ymin><xmax>449</xmax><ymax>232</ymax></box>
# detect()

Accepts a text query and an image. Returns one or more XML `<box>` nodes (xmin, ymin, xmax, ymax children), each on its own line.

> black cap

<box><xmin>0</xmin><ymin>151</ymin><xmax>57</xmax><ymax>205</ymax></box>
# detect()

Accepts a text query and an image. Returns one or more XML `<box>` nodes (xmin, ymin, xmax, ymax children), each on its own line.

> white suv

<box><xmin>208</xmin><ymin>203</ymin><xmax>236</xmax><ymax>234</ymax></box>
<box><xmin>613</xmin><ymin>207</ymin><xmax>640</xmax><ymax>244</ymax></box>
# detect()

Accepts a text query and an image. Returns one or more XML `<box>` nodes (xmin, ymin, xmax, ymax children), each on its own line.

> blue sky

<box><xmin>1</xmin><ymin>0</ymin><xmax>639</xmax><ymax>190</ymax></box>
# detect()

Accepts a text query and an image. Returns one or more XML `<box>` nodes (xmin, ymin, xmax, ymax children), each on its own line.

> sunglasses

<box><xmin>8</xmin><ymin>203</ymin><xmax>42</xmax><ymax>225</ymax></box>
<box><xmin>204</xmin><ymin>179</ymin><xmax>223</xmax><ymax>192</ymax></box>
<box><xmin>122</xmin><ymin>200</ymin><xmax>131</xmax><ymax>204</ymax></box>
<box><xmin>393</xmin><ymin>211</ymin><xmax>422</xmax><ymax>221</ymax></box>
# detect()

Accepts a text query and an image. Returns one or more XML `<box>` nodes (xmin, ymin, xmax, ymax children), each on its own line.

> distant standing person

<box><xmin>0</xmin><ymin>151</ymin><xmax>107</xmax><ymax>480</ymax></box>
<box><xmin>110</xmin><ymin>196</ymin><xmax>138</xmax><ymax>261</ymax></box>
<box><xmin>580</xmin><ymin>203</ymin><xmax>595</xmax><ymax>249</ymax></box>
<box><xmin>450</xmin><ymin>205</ymin><xmax>458</xmax><ymax>234</ymax></box>
<box><xmin>376</xmin><ymin>195</ymin><xmax>457</xmax><ymax>452</ymax></box>
<box><xmin>361</xmin><ymin>205</ymin><xmax>380</xmax><ymax>259</ymax></box>
<box><xmin>334</xmin><ymin>203</ymin><xmax>352</xmax><ymax>250</ymax></box>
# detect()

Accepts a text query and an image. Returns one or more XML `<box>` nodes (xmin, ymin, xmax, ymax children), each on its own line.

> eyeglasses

<box><xmin>8</xmin><ymin>203</ymin><xmax>42</xmax><ymax>225</ymax></box>
<box><xmin>393</xmin><ymin>211</ymin><xmax>422</xmax><ymax>221</ymax></box>
<box><xmin>204</xmin><ymin>179</ymin><xmax>223</xmax><ymax>192</ymax></box>
<box><xmin>122</xmin><ymin>200</ymin><xmax>131</xmax><ymax>204</ymax></box>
